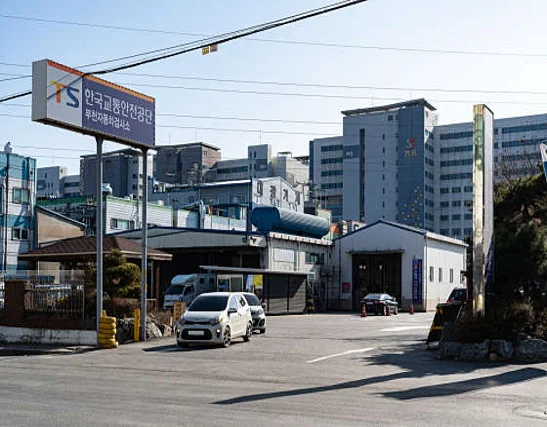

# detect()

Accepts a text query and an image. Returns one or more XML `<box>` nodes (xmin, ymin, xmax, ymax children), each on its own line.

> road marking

<box><xmin>306</xmin><ymin>347</ymin><xmax>375</xmax><ymax>364</ymax></box>
<box><xmin>380</xmin><ymin>326</ymin><xmax>431</xmax><ymax>332</ymax></box>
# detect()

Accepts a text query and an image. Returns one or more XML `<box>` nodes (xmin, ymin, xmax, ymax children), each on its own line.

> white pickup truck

<box><xmin>162</xmin><ymin>274</ymin><xmax>216</xmax><ymax>310</ymax></box>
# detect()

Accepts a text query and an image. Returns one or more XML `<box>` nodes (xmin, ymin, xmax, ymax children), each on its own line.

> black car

<box><xmin>361</xmin><ymin>293</ymin><xmax>398</xmax><ymax>315</ymax></box>
<box><xmin>446</xmin><ymin>287</ymin><xmax>468</xmax><ymax>303</ymax></box>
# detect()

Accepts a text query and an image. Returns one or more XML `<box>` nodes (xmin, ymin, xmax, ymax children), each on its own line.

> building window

<box><xmin>305</xmin><ymin>253</ymin><xmax>324</xmax><ymax>265</ymax></box>
<box><xmin>440</xmin><ymin>228</ymin><xmax>449</xmax><ymax>236</ymax></box>
<box><xmin>388</xmin><ymin>115</ymin><xmax>393</xmax><ymax>121</ymax></box>
<box><xmin>452</xmin><ymin>200</ymin><xmax>461</xmax><ymax>207</ymax></box>
<box><xmin>438</xmin><ymin>268</ymin><xmax>442</xmax><ymax>282</ymax></box>
<box><xmin>441</xmin><ymin>215</ymin><xmax>449</xmax><ymax>221</ymax></box>
<box><xmin>452</xmin><ymin>228</ymin><xmax>462</xmax><ymax>237</ymax></box>
<box><xmin>464</xmin><ymin>213</ymin><xmax>473</xmax><ymax>220</ymax></box>
<box><xmin>12</xmin><ymin>228</ymin><xmax>29</xmax><ymax>240</ymax></box>
<box><xmin>440</xmin><ymin>201</ymin><xmax>449</xmax><ymax>208</ymax></box>
<box><xmin>452</xmin><ymin>214</ymin><xmax>461</xmax><ymax>220</ymax></box>
<box><xmin>429</xmin><ymin>266</ymin><xmax>434</xmax><ymax>282</ymax></box>
<box><xmin>440</xmin><ymin>188</ymin><xmax>449</xmax><ymax>194</ymax></box>
<box><xmin>13</xmin><ymin>188</ymin><xmax>30</xmax><ymax>204</ymax></box>
<box><xmin>110</xmin><ymin>218</ymin><xmax>135</xmax><ymax>231</ymax></box>
<box><xmin>450</xmin><ymin>268</ymin><xmax>454</xmax><ymax>283</ymax></box>
<box><xmin>382</xmin><ymin>147</ymin><xmax>385</xmax><ymax>154</ymax></box>
<box><xmin>452</xmin><ymin>187</ymin><xmax>461</xmax><ymax>193</ymax></box>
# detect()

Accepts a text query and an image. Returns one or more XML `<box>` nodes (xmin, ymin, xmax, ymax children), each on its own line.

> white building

<box><xmin>333</xmin><ymin>220</ymin><xmax>467</xmax><ymax>311</ymax></box>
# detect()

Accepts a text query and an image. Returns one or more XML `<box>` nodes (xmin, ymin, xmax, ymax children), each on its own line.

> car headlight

<box><xmin>209</xmin><ymin>316</ymin><xmax>222</xmax><ymax>325</ymax></box>
<box><xmin>257</xmin><ymin>308</ymin><xmax>264</xmax><ymax>315</ymax></box>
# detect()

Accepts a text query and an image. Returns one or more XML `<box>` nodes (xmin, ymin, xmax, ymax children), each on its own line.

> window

<box><xmin>452</xmin><ymin>214</ymin><xmax>461</xmax><ymax>220</ymax></box>
<box><xmin>440</xmin><ymin>228</ymin><xmax>449</xmax><ymax>236</ymax></box>
<box><xmin>464</xmin><ymin>213</ymin><xmax>473</xmax><ymax>220</ymax></box>
<box><xmin>452</xmin><ymin>228</ymin><xmax>462</xmax><ymax>237</ymax></box>
<box><xmin>452</xmin><ymin>200</ymin><xmax>461</xmax><ymax>207</ymax></box>
<box><xmin>13</xmin><ymin>188</ymin><xmax>30</xmax><ymax>204</ymax></box>
<box><xmin>429</xmin><ymin>266</ymin><xmax>434</xmax><ymax>282</ymax></box>
<box><xmin>388</xmin><ymin>114</ymin><xmax>393</xmax><ymax>121</ymax></box>
<box><xmin>441</xmin><ymin>215</ymin><xmax>449</xmax><ymax>221</ymax></box>
<box><xmin>464</xmin><ymin>186</ymin><xmax>473</xmax><ymax>193</ymax></box>
<box><xmin>229</xmin><ymin>296</ymin><xmax>238</xmax><ymax>311</ymax></box>
<box><xmin>438</xmin><ymin>268</ymin><xmax>442</xmax><ymax>282</ymax></box>
<box><xmin>12</xmin><ymin>228</ymin><xmax>29</xmax><ymax>240</ymax></box>
<box><xmin>452</xmin><ymin>187</ymin><xmax>461</xmax><ymax>193</ymax></box>
<box><xmin>382</xmin><ymin>147</ymin><xmax>385</xmax><ymax>154</ymax></box>
<box><xmin>306</xmin><ymin>253</ymin><xmax>324</xmax><ymax>265</ymax></box>
<box><xmin>440</xmin><ymin>201</ymin><xmax>449</xmax><ymax>208</ymax></box>
<box><xmin>440</xmin><ymin>188</ymin><xmax>449</xmax><ymax>194</ymax></box>
<box><xmin>450</xmin><ymin>268</ymin><xmax>454</xmax><ymax>283</ymax></box>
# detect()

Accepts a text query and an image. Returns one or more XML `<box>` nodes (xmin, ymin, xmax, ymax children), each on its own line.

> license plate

<box><xmin>188</xmin><ymin>330</ymin><xmax>204</xmax><ymax>336</ymax></box>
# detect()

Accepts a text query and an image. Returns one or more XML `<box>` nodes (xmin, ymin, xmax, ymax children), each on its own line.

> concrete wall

<box><xmin>0</xmin><ymin>326</ymin><xmax>97</xmax><ymax>346</ymax></box>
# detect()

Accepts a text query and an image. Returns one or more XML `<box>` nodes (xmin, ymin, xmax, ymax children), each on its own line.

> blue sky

<box><xmin>2</xmin><ymin>0</ymin><xmax>547</xmax><ymax>175</ymax></box>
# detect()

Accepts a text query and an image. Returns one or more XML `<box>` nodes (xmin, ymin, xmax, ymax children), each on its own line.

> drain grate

<box><xmin>513</xmin><ymin>406</ymin><xmax>547</xmax><ymax>421</ymax></box>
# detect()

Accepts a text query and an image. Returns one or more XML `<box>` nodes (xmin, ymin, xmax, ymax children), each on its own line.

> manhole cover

<box><xmin>513</xmin><ymin>406</ymin><xmax>547</xmax><ymax>421</ymax></box>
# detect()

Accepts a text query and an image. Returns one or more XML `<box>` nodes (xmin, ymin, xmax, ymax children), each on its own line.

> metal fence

<box><xmin>12</xmin><ymin>271</ymin><xmax>86</xmax><ymax>319</ymax></box>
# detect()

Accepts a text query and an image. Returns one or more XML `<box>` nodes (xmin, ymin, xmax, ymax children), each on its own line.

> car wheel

<box><xmin>259</xmin><ymin>328</ymin><xmax>266</xmax><ymax>334</ymax></box>
<box><xmin>222</xmin><ymin>326</ymin><xmax>231</xmax><ymax>348</ymax></box>
<box><xmin>243</xmin><ymin>322</ymin><xmax>253</xmax><ymax>342</ymax></box>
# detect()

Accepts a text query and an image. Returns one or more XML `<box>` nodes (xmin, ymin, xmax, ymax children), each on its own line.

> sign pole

<box><xmin>96</xmin><ymin>136</ymin><xmax>104</xmax><ymax>337</ymax></box>
<box><xmin>140</xmin><ymin>148</ymin><xmax>148</xmax><ymax>341</ymax></box>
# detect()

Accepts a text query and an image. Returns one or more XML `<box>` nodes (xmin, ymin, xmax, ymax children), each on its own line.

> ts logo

<box><xmin>50</xmin><ymin>80</ymin><xmax>80</xmax><ymax>108</ymax></box>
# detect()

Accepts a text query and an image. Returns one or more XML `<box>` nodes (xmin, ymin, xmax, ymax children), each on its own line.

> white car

<box><xmin>242</xmin><ymin>292</ymin><xmax>266</xmax><ymax>334</ymax></box>
<box><xmin>176</xmin><ymin>292</ymin><xmax>253</xmax><ymax>348</ymax></box>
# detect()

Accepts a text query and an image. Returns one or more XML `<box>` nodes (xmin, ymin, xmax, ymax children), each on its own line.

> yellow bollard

<box><xmin>134</xmin><ymin>308</ymin><xmax>140</xmax><ymax>342</ymax></box>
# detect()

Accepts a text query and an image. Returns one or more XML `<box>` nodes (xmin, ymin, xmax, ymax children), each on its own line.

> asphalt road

<box><xmin>1</xmin><ymin>312</ymin><xmax>546</xmax><ymax>426</ymax></box>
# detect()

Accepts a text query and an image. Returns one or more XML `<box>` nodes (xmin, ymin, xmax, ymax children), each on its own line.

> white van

<box><xmin>163</xmin><ymin>274</ymin><xmax>216</xmax><ymax>310</ymax></box>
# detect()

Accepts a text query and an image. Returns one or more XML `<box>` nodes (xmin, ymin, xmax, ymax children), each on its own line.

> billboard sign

<box><xmin>32</xmin><ymin>59</ymin><xmax>155</xmax><ymax>149</ymax></box>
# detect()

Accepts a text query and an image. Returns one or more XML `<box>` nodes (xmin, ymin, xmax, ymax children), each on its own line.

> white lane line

<box><xmin>380</xmin><ymin>326</ymin><xmax>431</xmax><ymax>332</ymax></box>
<box><xmin>306</xmin><ymin>347</ymin><xmax>376</xmax><ymax>364</ymax></box>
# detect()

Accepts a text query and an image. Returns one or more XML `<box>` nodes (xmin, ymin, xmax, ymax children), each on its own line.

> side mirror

<box><xmin>228</xmin><ymin>308</ymin><xmax>237</xmax><ymax>315</ymax></box>
<box><xmin>261</xmin><ymin>303</ymin><xmax>267</xmax><ymax>310</ymax></box>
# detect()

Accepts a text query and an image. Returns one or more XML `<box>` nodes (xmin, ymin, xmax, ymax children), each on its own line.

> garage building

<box><xmin>333</xmin><ymin>220</ymin><xmax>467</xmax><ymax>312</ymax></box>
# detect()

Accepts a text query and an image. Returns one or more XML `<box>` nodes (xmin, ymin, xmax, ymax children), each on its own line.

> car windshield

<box><xmin>165</xmin><ymin>284</ymin><xmax>185</xmax><ymax>295</ymax></box>
<box><xmin>188</xmin><ymin>295</ymin><xmax>229</xmax><ymax>312</ymax></box>
<box><xmin>364</xmin><ymin>294</ymin><xmax>384</xmax><ymax>300</ymax></box>
<box><xmin>243</xmin><ymin>294</ymin><xmax>261</xmax><ymax>306</ymax></box>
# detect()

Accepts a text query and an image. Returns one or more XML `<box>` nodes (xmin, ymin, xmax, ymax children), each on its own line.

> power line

<box><xmin>2</xmin><ymin>13</ymin><xmax>546</xmax><ymax>59</ymax></box>
<box><xmin>0</xmin><ymin>0</ymin><xmax>368</xmax><ymax>103</ymax></box>
<box><xmin>6</xmin><ymin>70</ymin><xmax>547</xmax><ymax>97</ymax></box>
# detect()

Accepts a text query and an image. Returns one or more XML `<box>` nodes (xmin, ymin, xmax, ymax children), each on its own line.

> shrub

<box><xmin>103</xmin><ymin>297</ymin><xmax>140</xmax><ymax>319</ymax></box>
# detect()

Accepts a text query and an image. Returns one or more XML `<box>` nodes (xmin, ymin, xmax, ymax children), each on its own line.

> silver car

<box><xmin>242</xmin><ymin>292</ymin><xmax>267</xmax><ymax>334</ymax></box>
<box><xmin>176</xmin><ymin>292</ymin><xmax>253</xmax><ymax>348</ymax></box>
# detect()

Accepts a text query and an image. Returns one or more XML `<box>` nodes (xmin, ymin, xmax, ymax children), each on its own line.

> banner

<box><xmin>412</xmin><ymin>258</ymin><xmax>423</xmax><ymax>304</ymax></box>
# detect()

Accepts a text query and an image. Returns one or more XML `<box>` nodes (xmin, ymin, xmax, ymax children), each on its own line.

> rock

<box><xmin>162</xmin><ymin>325</ymin><xmax>173</xmax><ymax>337</ymax></box>
<box><xmin>460</xmin><ymin>340</ymin><xmax>490</xmax><ymax>361</ymax></box>
<box><xmin>146</xmin><ymin>321</ymin><xmax>163</xmax><ymax>339</ymax></box>
<box><xmin>514</xmin><ymin>339</ymin><xmax>547</xmax><ymax>362</ymax></box>
<box><xmin>491</xmin><ymin>339</ymin><xmax>514</xmax><ymax>360</ymax></box>
<box><xmin>439</xmin><ymin>340</ymin><xmax>463</xmax><ymax>359</ymax></box>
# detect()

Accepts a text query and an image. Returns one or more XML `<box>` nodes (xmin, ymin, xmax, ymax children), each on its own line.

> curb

<box><xmin>0</xmin><ymin>345</ymin><xmax>97</xmax><ymax>356</ymax></box>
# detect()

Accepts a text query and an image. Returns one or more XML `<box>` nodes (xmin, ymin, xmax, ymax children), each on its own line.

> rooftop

<box><xmin>342</xmin><ymin>98</ymin><xmax>437</xmax><ymax>117</ymax></box>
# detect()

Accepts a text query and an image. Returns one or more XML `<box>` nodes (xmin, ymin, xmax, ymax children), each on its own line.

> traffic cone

<box><xmin>361</xmin><ymin>303</ymin><xmax>367</xmax><ymax>317</ymax></box>
<box><xmin>409</xmin><ymin>304</ymin><xmax>414</xmax><ymax>315</ymax></box>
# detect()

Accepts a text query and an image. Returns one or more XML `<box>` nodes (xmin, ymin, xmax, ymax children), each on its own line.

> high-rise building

<box><xmin>155</xmin><ymin>142</ymin><xmax>221</xmax><ymax>186</ymax></box>
<box><xmin>308</xmin><ymin>136</ymin><xmax>345</xmax><ymax>220</ymax></box>
<box><xmin>37</xmin><ymin>166</ymin><xmax>80</xmax><ymax>198</ymax></box>
<box><xmin>309</xmin><ymin>99</ymin><xmax>547</xmax><ymax>239</ymax></box>
<box><xmin>80</xmin><ymin>148</ymin><xmax>153</xmax><ymax>198</ymax></box>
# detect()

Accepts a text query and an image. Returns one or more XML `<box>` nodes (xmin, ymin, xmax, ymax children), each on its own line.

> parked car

<box><xmin>242</xmin><ymin>292</ymin><xmax>266</xmax><ymax>334</ymax></box>
<box><xmin>446</xmin><ymin>287</ymin><xmax>468</xmax><ymax>303</ymax></box>
<box><xmin>361</xmin><ymin>293</ymin><xmax>398</xmax><ymax>315</ymax></box>
<box><xmin>176</xmin><ymin>292</ymin><xmax>253</xmax><ymax>348</ymax></box>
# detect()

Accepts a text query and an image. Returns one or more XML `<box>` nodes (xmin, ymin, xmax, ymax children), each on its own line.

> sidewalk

<box><xmin>0</xmin><ymin>343</ymin><xmax>96</xmax><ymax>356</ymax></box>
